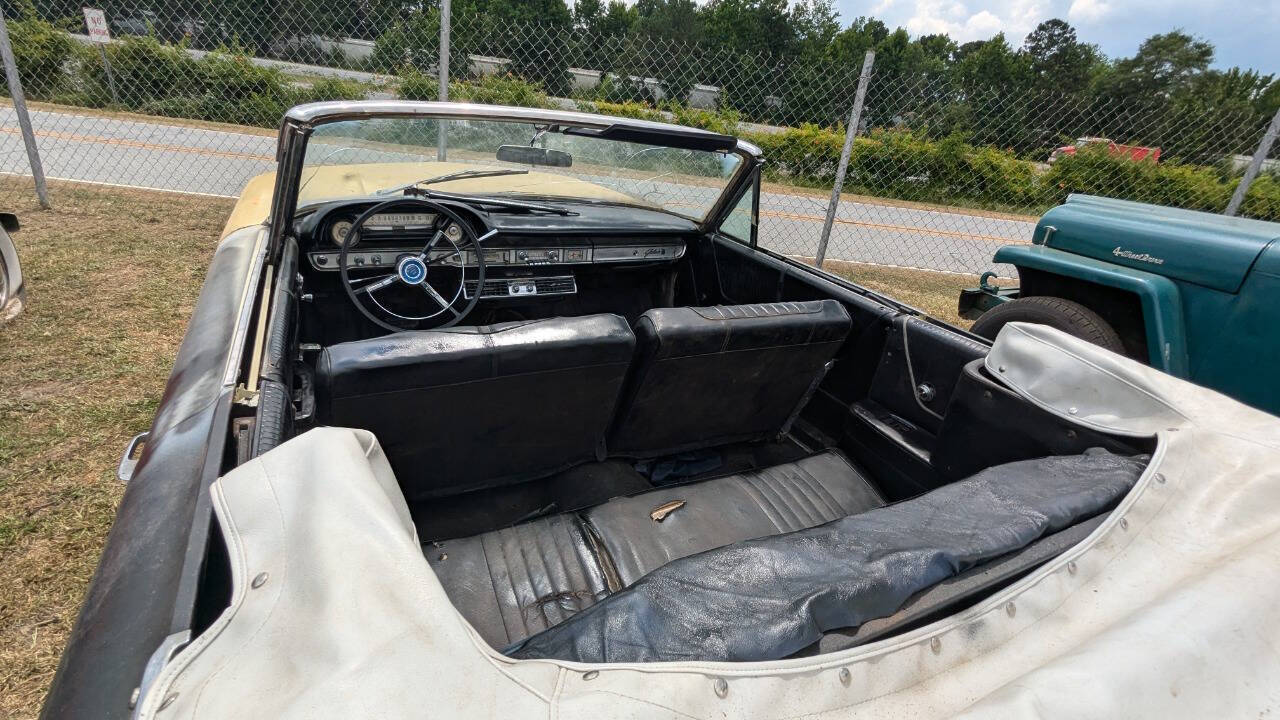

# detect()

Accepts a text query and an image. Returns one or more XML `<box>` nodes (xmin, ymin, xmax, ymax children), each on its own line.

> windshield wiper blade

<box><xmin>376</xmin><ymin>168</ymin><xmax>529</xmax><ymax>196</ymax></box>
<box><xmin>403</xmin><ymin>187</ymin><xmax>578</xmax><ymax>216</ymax></box>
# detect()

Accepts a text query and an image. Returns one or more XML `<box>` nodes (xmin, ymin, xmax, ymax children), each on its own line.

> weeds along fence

<box><xmin>2</xmin><ymin>2</ymin><xmax>1278</xmax><ymax>274</ymax></box>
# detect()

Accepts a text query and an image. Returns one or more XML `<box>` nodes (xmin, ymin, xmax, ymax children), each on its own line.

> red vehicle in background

<box><xmin>1048</xmin><ymin>137</ymin><xmax>1161</xmax><ymax>164</ymax></box>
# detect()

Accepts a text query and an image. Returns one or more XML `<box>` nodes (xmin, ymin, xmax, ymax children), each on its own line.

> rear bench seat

<box><xmin>427</xmin><ymin>451</ymin><xmax>884</xmax><ymax>648</ymax></box>
<box><xmin>425</xmin><ymin>299</ymin><xmax>857</xmax><ymax>647</ymax></box>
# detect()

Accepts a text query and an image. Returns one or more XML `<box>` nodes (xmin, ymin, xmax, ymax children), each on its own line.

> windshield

<box><xmin>298</xmin><ymin>117</ymin><xmax>744</xmax><ymax>221</ymax></box>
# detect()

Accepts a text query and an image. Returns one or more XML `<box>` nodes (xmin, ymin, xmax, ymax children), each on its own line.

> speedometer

<box><xmin>330</xmin><ymin>219</ymin><xmax>356</xmax><ymax>247</ymax></box>
<box><xmin>366</xmin><ymin>212</ymin><xmax>436</xmax><ymax>228</ymax></box>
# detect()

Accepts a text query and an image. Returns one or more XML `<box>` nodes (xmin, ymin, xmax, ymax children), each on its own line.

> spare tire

<box><xmin>970</xmin><ymin>296</ymin><xmax>1127</xmax><ymax>356</ymax></box>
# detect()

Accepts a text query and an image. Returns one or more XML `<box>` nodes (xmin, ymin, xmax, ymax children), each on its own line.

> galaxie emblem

<box><xmin>1112</xmin><ymin>246</ymin><xmax>1165</xmax><ymax>265</ymax></box>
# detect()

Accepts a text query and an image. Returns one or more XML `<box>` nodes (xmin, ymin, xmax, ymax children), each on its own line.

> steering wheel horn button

<box><xmin>397</xmin><ymin>256</ymin><xmax>428</xmax><ymax>285</ymax></box>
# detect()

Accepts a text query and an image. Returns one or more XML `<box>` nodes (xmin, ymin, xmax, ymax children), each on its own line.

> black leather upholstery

<box><xmin>426</xmin><ymin>513</ymin><xmax>612</xmax><ymax>649</ymax></box>
<box><xmin>867</xmin><ymin>315</ymin><xmax>988</xmax><ymax>435</ymax></box>
<box><xmin>426</xmin><ymin>450</ymin><xmax>878</xmax><ymax>647</ymax></box>
<box><xmin>317</xmin><ymin>314</ymin><xmax>635</xmax><ymax>500</ymax></box>
<box><xmin>609</xmin><ymin>300</ymin><xmax>852</xmax><ymax>458</ymax></box>
<box><xmin>584</xmin><ymin>451</ymin><xmax>882</xmax><ymax>585</ymax></box>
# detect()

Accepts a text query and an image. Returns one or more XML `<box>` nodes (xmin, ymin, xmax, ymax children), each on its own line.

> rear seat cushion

<box><xmin>426</xmin><ymin>451</ymin><xmax>880</xmax><ymax>647</ymax></box>
<box><xmin>584</xmin><ymin>452</ymin><xmax>883</xmax><ymax>586</ymax></box>
<box><xmin>426</xmin><ymin>513</ymin><xmax>612</xmax><ymax>649</ymax></box>
<box><xmin>609</xmin><ymin>300</ymin><xmax>852</xmax><ymax>458</ymax></box>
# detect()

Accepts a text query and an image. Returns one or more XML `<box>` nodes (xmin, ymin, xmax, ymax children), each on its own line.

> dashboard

<box><xmin>295</xmin><ymin>200</ymin><xmax>692</xmax><ymax>300</ymax></box>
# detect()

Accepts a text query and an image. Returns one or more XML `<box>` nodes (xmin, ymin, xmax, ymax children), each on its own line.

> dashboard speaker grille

<box><xmin>464</xmin><ymin>275</ymin><xmax>578</xmax><ymax>299</ymax></box>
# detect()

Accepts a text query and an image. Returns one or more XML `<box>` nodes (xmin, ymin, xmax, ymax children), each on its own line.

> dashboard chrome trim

<box><xmin>308</xmin><ymin>241</ymin><xmax>684</xmax><ymax>272</ymax></box>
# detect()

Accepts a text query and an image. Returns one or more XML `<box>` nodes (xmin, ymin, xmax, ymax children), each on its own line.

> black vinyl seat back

<box><xmin>317</xmin><ymin>314</ymin><xmax>635</xmax><ymax>500</ymax></box>
<box><xmin>608</xmin><ymin>300</ymin><xmax>852</xmax><ymax>458</ymax></box>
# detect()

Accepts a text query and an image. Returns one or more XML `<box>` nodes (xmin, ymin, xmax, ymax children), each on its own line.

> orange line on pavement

<box><xmin>0</xmin><ymin>126</ymin><xmax>272</xmax><ymax>162</ymax></box>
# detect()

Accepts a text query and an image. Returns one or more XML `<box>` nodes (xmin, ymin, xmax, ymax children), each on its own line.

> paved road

<box><xmin>0</xmin><ymin>107</ymin><xmax>1032</xmax><ymax>273</ymax></box>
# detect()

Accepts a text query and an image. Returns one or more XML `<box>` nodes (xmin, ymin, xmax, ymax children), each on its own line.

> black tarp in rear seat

<box><xmin>507</xmin><ymin>449</ymin><xmax>1146</xmax><ymax>663</ymax></box>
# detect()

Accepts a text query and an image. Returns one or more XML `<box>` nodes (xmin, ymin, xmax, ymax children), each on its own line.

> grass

<box><xmin>0</xmin><ymin>177</ymin><xmax>233</xmax><ymax>719</ymax></box>
<box><xmin>0</xmin><ymin>178</ymin><xmax>968</xmax><ymax>719</ymax></box>
<box><xmin>821</xmin><ymin>259</ymin><xmax>976</xmax><ymax>328</ymax></box>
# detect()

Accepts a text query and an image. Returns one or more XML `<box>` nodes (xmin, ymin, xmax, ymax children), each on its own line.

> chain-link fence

<box><xmin>2</xmin><ymin>1</ymin><xmax>1278</xmax><ymax>275</ymax></box>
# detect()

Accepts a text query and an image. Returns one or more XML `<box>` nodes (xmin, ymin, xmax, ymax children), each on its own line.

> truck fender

<box><xmin>993</xmin><ymin>245</ymin><xmax>1190</xmax><ymax>376</ymax></box>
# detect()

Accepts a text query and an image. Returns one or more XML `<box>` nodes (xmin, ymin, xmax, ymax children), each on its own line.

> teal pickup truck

<box><xmin>961</xmin><ymin>194</ymin><xmax>1280</xmax><ymax>415</ymax></box>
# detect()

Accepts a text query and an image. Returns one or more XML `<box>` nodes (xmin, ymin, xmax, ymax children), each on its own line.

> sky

<box><xmin>835</xmin><ymin>0</ymin><xmax>1280</xmax><ymax>71</ymax></box>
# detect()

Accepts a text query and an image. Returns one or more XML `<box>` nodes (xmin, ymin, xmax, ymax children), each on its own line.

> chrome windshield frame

<box><xmin>267</xmin><ymin>101</ymin><xmax>764</xmax><ymax>260</ymax></box>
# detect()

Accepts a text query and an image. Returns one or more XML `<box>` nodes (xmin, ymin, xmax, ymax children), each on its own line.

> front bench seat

<box><xmin>608</xmin><ymin>300</ymin><xmax>852</xmax><ymax>458</ymax></box>
<box><xmin>317</xmin><ymin>314</ymin><xmax>635</xmax><ymax>500</ymax></box>
<box><xmin>427</xmin><ymin>450</ymin><xmax>883</xmax><ymax>648</ymax></box>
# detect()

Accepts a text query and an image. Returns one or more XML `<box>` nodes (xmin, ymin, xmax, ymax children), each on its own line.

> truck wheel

<box><xmin>970</xmin><ymin>296</ymin><xmax>1127</xmax><ymax>355</ymax></box>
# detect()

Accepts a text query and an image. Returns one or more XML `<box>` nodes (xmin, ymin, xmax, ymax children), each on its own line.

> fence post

<box><xmin>1225</xmin><ymin>106</ymin><xmax>1280</xmax><ymax>217</ymax></box>
<box><xmin>437</xmin><ymin>0</ymin><xmax>451</xmax><ymax>161</ymax></box>
<box><xmin>815</xmin><ymin>51</ymin><xmax>873</xmax><ymax>268</ymax></box>
<box><xmin>0</xmin><ymin>13</ymin><xmax>50</xmax><ymax>209</ymax></box>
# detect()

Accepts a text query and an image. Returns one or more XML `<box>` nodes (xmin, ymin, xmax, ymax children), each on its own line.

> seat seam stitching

<box><xmin>481</xmin><ymin>531</ymin><xmax>519</xmax><ymax>647</ymax></box>
<box><xmin>505</xmin><ymin>527</ymin><xmax>542</xmax><ymax>639</ymax></box>
<box><xmin>796</xmin><ymin>457</ymin><xmax>848</xmax><ymax>517</ymax></box>
<box><xmin>736</xmin><ymin>475</ymin><xmax>788</xmax><ymax>533</ymax></box>
<box><xmin>757</xmin><ymin>467</ymin><xmax>804</xmax><ymax>530</ymax></box>
<box><xmin>518</xmin><ymin>522</ymin><xmax>560</xmax><ymax>632</ymax></box>
<box><xmin>765</xmin><ymin>466</ymin><xmax>814</xmax><ymax>528</ymax></box>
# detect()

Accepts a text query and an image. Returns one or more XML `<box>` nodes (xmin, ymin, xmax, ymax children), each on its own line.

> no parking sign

<box><xmin>82</xmin><ymin>7</ymin><xmax>110</xmax><ymax>43</ymax></box>
<box><xmin>82</xmin><ymin>8</ymin><xmax>119</xmax><ymax>102</ymax></box>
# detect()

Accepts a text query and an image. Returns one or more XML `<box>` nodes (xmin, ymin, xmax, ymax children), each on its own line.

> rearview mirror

<box><xmin>496</xmin><ymin>145</ymin><xmax>573</xmax><ymax>167</ymax></box>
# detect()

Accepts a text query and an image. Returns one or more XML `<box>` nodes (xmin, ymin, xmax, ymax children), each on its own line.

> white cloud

<box><xmin>1067</xmin><ymin>0</ymin><xmax>1113</xmax><ymax>23</ymax></box>
<box><xmin>881</xmin><ymin>0</ymin><xmax>1053</xmax><ymax>43</ymax></box>
<box><xmin>870</xmin><ymin>0</ymin><xmax>898</xmax><ymax>15</ymax></box>
<box><xmin>963</xmin><ymin>10</ymin><xmax>1005</xmax><ymax>36</ymax></box>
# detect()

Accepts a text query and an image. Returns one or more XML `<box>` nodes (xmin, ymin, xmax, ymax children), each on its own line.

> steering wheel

<box><xmin>339</xmin><ymin>198</ymin><xmax>490</xmax><ymax>333</ymax></box>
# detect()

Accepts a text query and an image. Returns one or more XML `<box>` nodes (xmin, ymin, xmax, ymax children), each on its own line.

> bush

<box><xmin>576</xmin><ymin>99</ymin><xmax>665</xmax><ymax>122</ymax></box>
<box><xmin>396</xmin><ymin>68</ymin><xmax>439</xmax><ymax>101</ymax></box>
<box><xmin>746</xmin><ymin>124</ymin><xmax>844</xmax><ymax>187</ymax></box>
<box><xmin>452</xmin><ymin>73</ymin><xmax>551</xmax><ymax>109</ymax></box>
<box><xmin>369</xmin><ymin>11</ymin><xmax>441</xmax><ymax>73</ymax></box>
<box><xmin>66</xmin><ymin>35</ymin><xmax>370</xmax><ymax>127</ymax></box>
<box><xmin>669</xmin><ymin>105</ymin><xmax>739</xmax><ymax>135</ymax></box>
<box><xmin>1043</xmin><ymin>148</ymin><xmax>1230</xmax><ymax>213</ymax></box>
<box><xmin>301</xmin><ymin>77</ymin><xmax>369</xmax><ymax>103</ymax></box>
<box><xmin>5</xmin><ymin>11</ymin><xmax>78</xmax><ymax>98</ymax></box>
<box><xmin>1240</xmin><ymin>174</ymin><xmax>1280</xmax><ymax>221</ymax></box>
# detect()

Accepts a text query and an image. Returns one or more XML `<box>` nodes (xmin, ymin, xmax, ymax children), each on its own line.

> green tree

<box><xmin>631</xmin><ymin>0</ymin><xmax>703</xmax><ymax>44</ymax></box>
<box><xmin>1023</xmin><ymin>19</ymin><xmax>1098</xmax><ymax>94</ymax></box>
<box><xmin>1106</xmin><ymin>31</ymin><xmax>1214</xmax><ymax>99</ymax></box>
<box><xmin>790</xmin><ymin>0</ymin><xmax>839</xmax><ymax>60</ymax></box>
<box><xmin>701</xmin><ymin>0</ymin><xmax>795</xmax><ymax>57</ymax></box>
<box><xmin>827</xmin><ymin>16</ymin><xmax>889</xmax><ymax>66</ymax></box>
<box><xmin>573</xmin><ymin>0</ymin><xmax>636</xmax><ymax>72</ymax></box>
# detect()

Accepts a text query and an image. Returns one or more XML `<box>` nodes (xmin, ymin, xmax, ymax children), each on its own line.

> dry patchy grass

<box><xmin>0</xmin><ymin>178</ymin><xmax>967</xmax><ymax>719</ymax></box>
<box><xmin>0</xmin><ymin>178</ymin><xmax>232</xmax><ymax>719</ymax></box>
<box><xmin>798</xmin><ymin>257</ymin><xmax>976</xmax><ymax>328</ymax></box>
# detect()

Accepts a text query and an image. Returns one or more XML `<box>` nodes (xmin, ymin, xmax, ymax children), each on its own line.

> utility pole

<box><xmin>0</xmin><ymin>13</ymin><xmax>50</xmax><ymax>209</ymax></box>
<box><xmin>1225</xmin><ymin>106</ymin><xmax>1280</xmax><ymax>217</ymax></box>
<box><xmin>815</xmin><ymin>51</ymin><xmax>874</xmax><ymax>268</ymax></box>
<box><xmin>437</xmin><ymin>0</ymin><xmax>451</xmax><ymax>161</ymax></box>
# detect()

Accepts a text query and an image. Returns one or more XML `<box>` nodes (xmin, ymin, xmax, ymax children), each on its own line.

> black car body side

<box><xmin>40</xmin><ymin>227</ymin><xmax>263</xmax><ymax>720</ymax></box>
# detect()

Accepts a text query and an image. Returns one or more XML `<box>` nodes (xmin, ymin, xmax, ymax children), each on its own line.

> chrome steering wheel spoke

<box><xmin>353</xmin><ymin>273</ymin><xmax>397</xmax><ymax>294</ymax></box>
<box><xmin>422</xmin><ymin>282</ymin><xmax>463</xmax><ymax>318</ymax></box>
